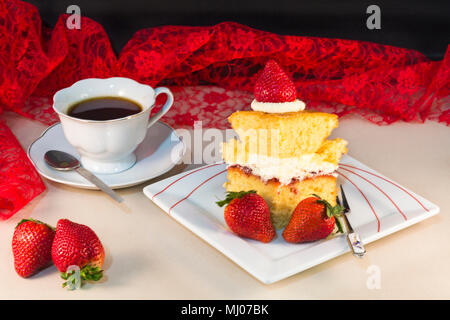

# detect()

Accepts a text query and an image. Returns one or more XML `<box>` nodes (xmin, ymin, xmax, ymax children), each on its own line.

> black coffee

<box><xmin>68</xmin><ymin>97</ymin><xmax>142</xmax><ymax>121</ymax></box>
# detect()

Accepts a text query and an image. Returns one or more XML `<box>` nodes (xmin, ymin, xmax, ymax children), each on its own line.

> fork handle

<box><xmin>346</xmin><ymin>232</ymin><xmax>366</xmax><ymax>258</ymax></box>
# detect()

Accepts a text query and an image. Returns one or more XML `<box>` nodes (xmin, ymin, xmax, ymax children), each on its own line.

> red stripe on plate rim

<box><xmin>340</xmin><ymin>163</ymin><xmax>429</xmax><ymax>212</ymax></box>
<box><xmin>168</xmin><ymin>169</ymin><xmax>227</xmax><ymax>214</ymax></box>
<box><xmin>337</xmin><ymin>170</ymin><xmax>381</xmax><ymax>232</ymax></box>
<box><xmin>151</xmin><ymin>162</ymin><xmax>224</xmax><ymax>200</ymax></box>
<box><xmin>340</xmin><ymin>167</ymin><xmax>407</xmax><ymax>221</ymax></box>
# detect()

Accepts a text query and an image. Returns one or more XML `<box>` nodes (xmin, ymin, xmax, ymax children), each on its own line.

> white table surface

<box><xmin>1</xmin><ymin>111</ymin><xmax>449</xmax><ymax>299</ymax></box>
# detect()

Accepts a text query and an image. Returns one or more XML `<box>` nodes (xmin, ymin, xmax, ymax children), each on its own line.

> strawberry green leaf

<box><xmin>314</xmin><ymin>198</ymin><xmax>344</xmax><ymax>218</ymax></box>
<box><xmin>334</xmin><ymin>217</ymin><xmax>344</xmax><ymax>233</ymax></box>
<box><xmin>80</xmin><ymin>265</ymin><xmax>103</xmax><ymax>282</ymax></box>
<box><xmin>216</xmin><ymin>190</ymin><xmax>257</xmax><ymax>207</ymax></box>
<box><xmin>312</xmin><ymin>194</ymin><xmax>345</xmax><ymax>234</ymax></box>
<box><xmin>61</xmin><ymin>264</ymin><xmax>103</xmax><ymax>289</ymax></box>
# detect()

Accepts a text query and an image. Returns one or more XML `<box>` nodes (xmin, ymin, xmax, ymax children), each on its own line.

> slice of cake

<box><xmin>228</xmin><ymin>110</ymin><xmax>339</xmax><ymax>157</ymax></box>
<box><xmin>221</xmin><ymin>60</ymin><xmax>347</xmax><ymax>229</ymax></box>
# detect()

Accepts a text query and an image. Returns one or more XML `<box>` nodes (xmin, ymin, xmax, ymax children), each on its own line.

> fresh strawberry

<box><xmin>254</xmin><ymin>60</ymin><xmax>297</xmax><ymax>103</ymax></box>
<box><xmin>282</xmin><ymin>195</ymin><xmax>344</xmax><ymax>243</ymax></box>
<box><xmin>51</xmin><ymin>219</ymin><xmax>105</xmax><ymax>287</ymax></box>
<box><xmin>217</xmin><ymin>190</ymin><xmax>276</xmax><ymax>243</ymax></box>
<box><xmin>12</xmin><ymin>219</ymin><xmax>55</xmax><ymax>278</ymax></box>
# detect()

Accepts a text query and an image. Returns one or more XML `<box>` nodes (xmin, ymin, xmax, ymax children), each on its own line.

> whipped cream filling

<box><xmin>228</xmin><ymin>154</ymin><xmax>338</xmax><ymax>185</ymax></box>
<box><xmin>250</xmin><ymin>99</ymin><xmax>306</xmax><ymax>113</ymax></box>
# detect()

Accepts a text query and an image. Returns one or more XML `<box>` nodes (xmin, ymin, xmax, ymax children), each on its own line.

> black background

<box><xmin>1</xmin><ymin>300</ymin><xmax>448</xmax><ymax>317</ymax></box>
<box><xmin>26</xmin><ymin>0</ymin><xmax>449</xmax><ymax>60</ymax></box>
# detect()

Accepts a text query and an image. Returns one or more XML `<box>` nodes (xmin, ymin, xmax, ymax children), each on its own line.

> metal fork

<box><xmin>337</xmin><ymin>185</ymin><xmax>366</xmax><ymax>258</ymax></box>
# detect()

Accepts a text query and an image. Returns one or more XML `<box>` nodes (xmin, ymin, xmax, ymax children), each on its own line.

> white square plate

<box><xmin>143</xmin><ymin>155</ymin><xmax>439</xmax><ymax>284</ymax></box>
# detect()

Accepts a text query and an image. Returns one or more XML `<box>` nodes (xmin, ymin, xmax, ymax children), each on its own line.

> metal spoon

<box><xmin>44</xmin><ymin>150</ymin><xmax>124</xmax><ymax>203</ymax></box>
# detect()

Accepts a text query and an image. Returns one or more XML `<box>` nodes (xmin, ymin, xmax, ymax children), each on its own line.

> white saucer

<box><xmin>28</xmin><ymin>122</ymin><xmax>185</xmax><ymax>189</ymax></box>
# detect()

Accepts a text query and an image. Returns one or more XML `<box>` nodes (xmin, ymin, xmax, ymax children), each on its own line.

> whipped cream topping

<box><xmin>251</xmin><ymin>99</ymin><xmax>306</xmax><ymax>113</ymax></box>
<box><xmin>228</xmin><ymin>153</ymin><xmax>338</xmax><ymax>185</ymax></box>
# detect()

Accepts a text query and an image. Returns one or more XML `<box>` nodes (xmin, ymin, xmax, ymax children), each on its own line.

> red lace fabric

<box><xmin>0</xmin><ymin>121</ymin><xmax>46</xmax><ymax>219</ymax></box>
<box><xmin>0</xmin><ymin>0</ymin><xmax>448</xmax><ymax>219</ymax></box>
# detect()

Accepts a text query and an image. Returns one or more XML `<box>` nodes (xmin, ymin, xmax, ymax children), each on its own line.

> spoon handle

<box><xmin>75</xmin><ymin>167</ymin><xmax>124</xmax><ymax>203</ymax></box>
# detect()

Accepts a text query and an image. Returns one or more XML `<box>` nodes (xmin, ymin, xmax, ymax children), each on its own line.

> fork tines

<box><xmin>339</xmin><ymin>184</ymin><xmax>350</xmax><ymax>213</ymax></box>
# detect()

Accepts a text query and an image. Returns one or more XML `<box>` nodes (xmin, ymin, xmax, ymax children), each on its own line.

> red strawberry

<box><xmin>217</xmin><ymin>190</ymin><xmax>276</xmax><ymax>243</ymax></box>
<box><xmin>12</xmin><ymin>219</ymin><xmax>55</xmax><ymax>278</ymax></box>
<box><xmin>282</xmin><ymin>195</ymin><xmax>344</xmax><ymax>243</ymax></box>
<box><xmin>254</xmin><ymin>60</ymin><xmax>297</xmax><ymax>103</ymax></box>
<box><xmin>51</xmin><ymin>219</ymin><xmax>105</xmax><ymax>287</ymax></box>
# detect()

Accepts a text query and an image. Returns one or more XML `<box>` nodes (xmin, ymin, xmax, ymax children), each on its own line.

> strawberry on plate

<box><xmin>254</xmin><ymin>60</ymin><xmax>297</xmax><ymax>103</ymax></box>
<box><xmin>51</xmin><ymin>219</ymin><xmax>105</xmax><ymax>287</ymax></box>
<box><xmin>282</xmin><ymin>195</ymin><xmax>344</xmax><ymax>243</ymax></box>
<box><xmin>217</xmin><ymin>190</ymin><xmax>276</xmax><ymax>243</ymax></box>
<box><xmin>12</xmin><ymin>219</ymin><xmax>55</xmax><ymax>278</ymax></box>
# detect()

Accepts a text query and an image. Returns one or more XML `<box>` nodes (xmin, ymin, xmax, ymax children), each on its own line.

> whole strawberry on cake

<box><xmin>222</xmin><ymin>60</ymin><xmax>348</xmax><ymax>229</ymax></box>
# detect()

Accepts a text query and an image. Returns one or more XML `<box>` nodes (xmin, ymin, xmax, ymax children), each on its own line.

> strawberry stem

<box><xmin>216</xmin><ymin>190</ymin><xmax>257</xmax><ymax>207</ymax></box>
<box><xmin>312</xmin><ymin>194</ymin><xmax>345</xmax><ymax>233</ymax></box>
<box><xmin>61</xmin><ymin>264</ymin><xmax>103</xmax><ymax>289</ymax></box>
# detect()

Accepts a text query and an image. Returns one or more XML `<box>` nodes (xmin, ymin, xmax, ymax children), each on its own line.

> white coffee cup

<box><xmin>53</xmin><ymin>77</ymin><xmax>174</xmax><ymax>174</ymax></box>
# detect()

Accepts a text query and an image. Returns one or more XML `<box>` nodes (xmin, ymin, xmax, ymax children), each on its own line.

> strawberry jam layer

<box><xmin>229</xmin><ymin>164</ymin><xmax>337</xmax><ymax>186</ymax></box>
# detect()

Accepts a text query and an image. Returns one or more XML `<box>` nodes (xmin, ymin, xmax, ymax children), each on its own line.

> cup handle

<box><xmin>148</xmin><ymin>87</ymin><xmax>174</xmax><ymax>128</ymax></box>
